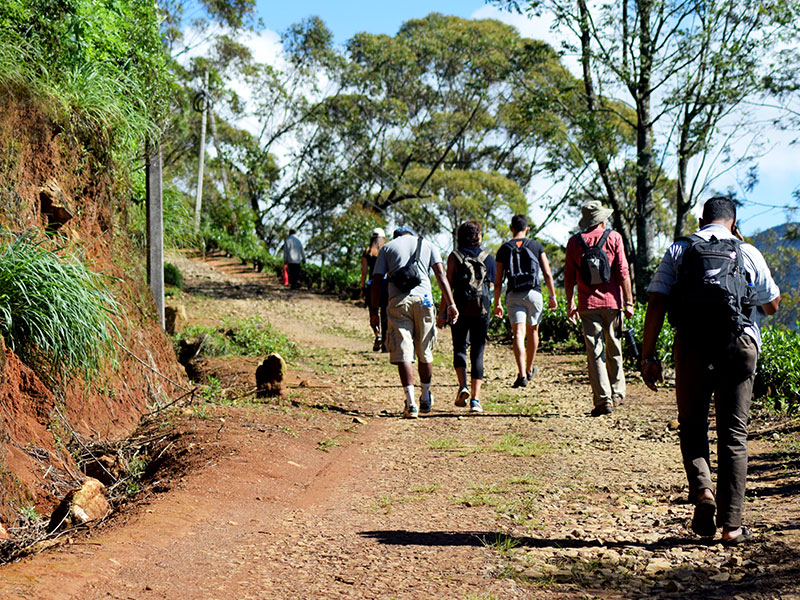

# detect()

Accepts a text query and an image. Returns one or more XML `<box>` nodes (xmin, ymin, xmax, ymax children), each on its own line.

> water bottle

<box><xmin>422</xmin><ymin>293</ymin><xmax>433</xmax><ymax>308</ymax></box>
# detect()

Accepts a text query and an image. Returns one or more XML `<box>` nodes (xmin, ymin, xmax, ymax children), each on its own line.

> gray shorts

<box><xmin>506</xmin><ymin>289</ymin><xmax>543</xmax><ymax>326</ymax></box>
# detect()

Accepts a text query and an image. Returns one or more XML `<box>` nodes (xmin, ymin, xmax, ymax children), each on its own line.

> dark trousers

<box><xmin>286</xmin><ymin>263</ymin><xmax>301</xmax><ymax>289</ymax></box>
<box><xmin>451</xmin><ymin>314</ymin><xmax>489</xmax><ymax>380</ymax></box>
<box><xmin>674</xmin><ymin>333</ymin><xmax>758</xmax><ymax>529</ymax></box>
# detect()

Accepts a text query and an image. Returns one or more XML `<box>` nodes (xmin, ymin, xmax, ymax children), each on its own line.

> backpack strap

<box><xmin>595</xmin><ymin>228</ymin><xmax>612</xmax><ymax>249</ymax></box>
<box><xmin>413</xmin><ymin>236</ymin><xmax>423</xmax><ymax>262</ymax></box>
<box><xmin>476</xmin><ymin>250</ymin><xmax>488</xmax><ymax>263</ymax></box>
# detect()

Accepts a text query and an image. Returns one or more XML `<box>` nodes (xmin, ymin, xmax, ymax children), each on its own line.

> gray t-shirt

<box><xmin>648</xmin><ymin>223</ymin><xmax>780</xmax><ymax>350</ymax></box>
<box><xmin>373</xmin><ymin>235</ymin><xmax>442</xmax><ymax>300</ymax></box>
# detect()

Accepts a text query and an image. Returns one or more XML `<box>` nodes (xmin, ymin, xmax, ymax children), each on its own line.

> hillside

<box><xmin>0</xmin><ymin>93</ymin><xmax>185</xmax><ymax>530</ymax></box>
<box><xmin>752</xmin><ymin>223</ymin><xmax>800</xmax><ymax>328</ymax></box>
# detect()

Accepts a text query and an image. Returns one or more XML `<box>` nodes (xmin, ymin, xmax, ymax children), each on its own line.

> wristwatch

<box><xmin>642</xmin><ymin>356</ymin><xmax>659</xmax><ymax>366</ymax></box>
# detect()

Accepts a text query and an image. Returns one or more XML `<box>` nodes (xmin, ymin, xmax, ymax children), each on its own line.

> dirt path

<box><xmin>1</xmin><ymin>253</ymin><xmax>798</xmax><ymax>599</ymax></box>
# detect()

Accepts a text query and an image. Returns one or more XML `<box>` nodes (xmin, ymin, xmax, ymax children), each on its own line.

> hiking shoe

<box><xmin>470</xmin><ymin>399</ymin><xmax>483</xmax><ymax>413</ymax></box>
<box><xmin>526</xmin><ymin>366</ymin><xmax>538</xmax><ymax>381</ymax></box>
<box><xmin>420</xmin><ymin>391</ymin><xmax>434</xmax><ymax>414</ymax></box>
<box><xmin>590</xmin><ymin>402</ymin><xmax>613</xmax><ymax>417</ymax></box>
<box><xmin>403</xmin><ymin>404</ymin><xmax>419</xmax><ymax>419</ymax></box>
<box><xmin>372</xmin><ymin>336</ymin><xmax>382</xmax><ymax>352</ymax></box>
<box><xmin>512</xmin><ymin>375</ymin><xmax>527</xmax><ymax>388</ymax></box>
<box><xmin>455</xmin><ymin>386</ymin><xmax>470</xmax><ymax>407</ymax></box>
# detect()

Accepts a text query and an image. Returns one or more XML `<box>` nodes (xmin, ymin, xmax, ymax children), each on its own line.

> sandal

<box><xmin>722</xmin><ymin>527</ymin><xmax>753</xmax><ymax>546</ymax></box>
<box><xmin>691</xmin><ymin>497</ymin><xmax>717</xmax><ymax>537</ymax></box>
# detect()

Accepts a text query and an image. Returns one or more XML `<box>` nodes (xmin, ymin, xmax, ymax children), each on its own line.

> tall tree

<box><xmin>493</xmin><ymin>0</ymin><xmax>800</xmax><ymax>295</ymax></box>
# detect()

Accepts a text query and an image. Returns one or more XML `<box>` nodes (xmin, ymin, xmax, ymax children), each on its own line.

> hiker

<box><xmin>371</xmin><ymin>226</ymin><xmax>459</xmax><ymax>418</ymax></box>
<box><xmin>282</xmin><ymin>229</ymin><xmax>305</xmax><ymax>290</ymax></box>
<box><xmin>360</xmin><ymin>228</ymin><xmax>388</xmax><ymax>352</ymax></box>
<box><xmin>641</xmin><ymin>196</ymin><xmax>780</xmax><ymax>544</ymax></box>
<box><xmin>438</xmin><ymin>221</ymin><xmax>496</xmax><ymax>413</ymax></box>
<box><xmin>493</xmin><ymin>214</ymin><xmax>558</xmax><ymax>387</ymax></box>
<box><xmin>564</xmin><ymin>200</ymin><xmax>635</xmax><ymax>417</ymax></box>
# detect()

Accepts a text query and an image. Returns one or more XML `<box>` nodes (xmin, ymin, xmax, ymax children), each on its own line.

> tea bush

<box><xmin>754</xmin><ymin>325</ymin><xmax>800</xmax><ymax>412</ymax></box>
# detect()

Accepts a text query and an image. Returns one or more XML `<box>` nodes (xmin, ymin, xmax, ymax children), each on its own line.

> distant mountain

<box><xmin>752</xmin><ymin>223</ymin><xmax>800</xmax><ymax>329</ymax></box>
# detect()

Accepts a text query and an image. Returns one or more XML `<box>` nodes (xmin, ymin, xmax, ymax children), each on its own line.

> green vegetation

<box><xmin>175</xmin><ymin>316</ymin><xmax>298</xmax><ymax>360</ymax></box>
<box><xmin>488</xmin><ymin>434</ymin><xmax>549</xmax><ymax>458</ymax></box>
<box><xmin>163</xmin><ymin>262</ymin><xmax>184</xmax><ymax>289</ymax></box>
<box><xmin>755</xmin><ymin>326</ymin><xmax>800</xmax><ymax>412</ymax></box>
<box><xmin>0</xmin><ymin>230</ymin><xmax>120</xmax><ymax>384</ymax></box>
<box><xmin>0</xmin><ymin>0</ymin><xmax>169</xmax><ymax>161</ymax></box>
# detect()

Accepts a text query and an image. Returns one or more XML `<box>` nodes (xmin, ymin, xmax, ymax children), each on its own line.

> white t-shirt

<box><xmin>648</xmin><ymin>223</ymin><xmax>780</xmax><ymax>349</ymax></box>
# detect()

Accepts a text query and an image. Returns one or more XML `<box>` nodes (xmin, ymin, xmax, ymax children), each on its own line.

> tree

<box><xmin>493</xmin><ymin>0</ymin><xmax>800</xmax><ymax>296</ymax></box>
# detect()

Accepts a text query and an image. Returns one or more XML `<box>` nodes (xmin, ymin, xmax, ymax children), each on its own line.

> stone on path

<box><xmin>48</xmin><ymin>477</ymin><xmax>110</xmax><ymax>532</ymax></box>
<box><xmin>165</xmin><ymin>304</ymin><xmax>188</xmax><ymax>335</ymax></box>
<box><xmin>256</xmin><ymin>353</ymin><xmax>286</xmax><ymax>398</ymax></box>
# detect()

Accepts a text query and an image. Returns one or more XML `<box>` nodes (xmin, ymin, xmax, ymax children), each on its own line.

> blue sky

<box><xmin>254</xmin><ymin>1</ymin><xmax>797</xmax><ymax>237</ymax></box>
<box><xmin>258</xmin><ymin>1</ymin><xmax>486</xmax><ymax>44</ymax></box>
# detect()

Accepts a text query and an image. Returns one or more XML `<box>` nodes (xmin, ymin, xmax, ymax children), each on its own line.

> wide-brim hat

<box><xmin>372</xmin><ymin>227</ymin><xmax>386</xmax><ymax>238</ymax></box>
<box><xmin>579</xmin><ymin>200</ymin><xmax>613</xmax><ymax>230</ymax></box>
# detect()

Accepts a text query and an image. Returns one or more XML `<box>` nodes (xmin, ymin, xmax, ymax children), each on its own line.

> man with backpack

<box><xmin>371</xmin><ymin>226</ymin><xmax>459</xmax><ymax>418</ymax></box>
<box><xmin>564</xmin><ymin>200</ymin><xmax>634</xmax><ymax>416</ymax></box>
<box><xmin>493</xmin><ymin>214</ymin><xmax>558</xmax><ymax>388</ymax></box>
<box><xmin>641</xmin><ymin>196</ymin><xmax>780</xmax><ymax>544</ymax></box>
<box><xmin>439</xmin><ymin>221</ymin><xmax>496</xmax><ymax>412</ymax></box>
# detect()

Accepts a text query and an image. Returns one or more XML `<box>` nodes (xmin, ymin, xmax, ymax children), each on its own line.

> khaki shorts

<box><xmin>386</xmin><ymin>295</ymin><xmax>437</xmax><ymax>364</ymax></box>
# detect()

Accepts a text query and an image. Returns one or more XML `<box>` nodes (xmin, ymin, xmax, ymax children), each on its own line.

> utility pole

<box><xmin>146</xmin><ymin>141</ymin><xmax>165</xmax><ymax>328</ymax></box>
<box><xmin>193</xmin><ymin>65</ymin><xmax>209</xmax><ymax>233</ymax></box>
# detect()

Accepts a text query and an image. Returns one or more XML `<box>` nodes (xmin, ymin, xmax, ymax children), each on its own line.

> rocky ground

<box><xmin>0</xmin><ymin>252</ymin><xmax>798</xmax><ymax>599</ymax></box>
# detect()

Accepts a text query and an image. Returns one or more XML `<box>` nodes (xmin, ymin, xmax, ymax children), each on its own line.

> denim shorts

<box><xmin>506</xmin><ymin>289</ymin><xmax>543</xmax><ymax>326</ymax></box>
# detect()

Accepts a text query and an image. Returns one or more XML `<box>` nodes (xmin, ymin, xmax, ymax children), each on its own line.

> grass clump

<box><xmin>0</xmin><ymin>230</ymin><xmax>120</xmax><ymax>383</ymax></box>
<box><xmin>176</xmin><ymin>316</ymin><xmax>297</xmax><ymax>360</ymax></box>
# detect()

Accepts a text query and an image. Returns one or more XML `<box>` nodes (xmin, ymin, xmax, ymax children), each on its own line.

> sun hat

<box><xmin>392</xmin><ymin>226</ymin><xmax>415</xmax><ymax>238</ymax></box>
<box><xmin>579</xmin><ymin>200</ymin><xmax>614</xmax><ymax>230</ymax></box>
<box><xmin>372</xmin><ymin>227</ymin><xmax>386</xmax><ymax>238</ymax></box>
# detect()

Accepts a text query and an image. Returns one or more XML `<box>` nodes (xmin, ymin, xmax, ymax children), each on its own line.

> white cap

<box><xmin>372</xmin><ymin>227</ymin><xmax>386</xmax><ymax>237</ymax></box>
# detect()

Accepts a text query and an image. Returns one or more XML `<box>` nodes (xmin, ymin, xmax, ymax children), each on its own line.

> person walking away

<box><xmin>641</xmin><ymin>196</ymin><xmax>780</xmax><ymax>544</ymax></box>
<box><xmin>564</xmin><ymin>200</ymin><xmax>635</xmax><ymax>417</ymax></box>
<box><xmin>439</xmin><ymin>221</ymin><xmax>496</xmax><ymax>413</ymax></box>
<box><xmin>372</xmin><ymin>227</ymin><xmax>459</xmax><ymax>418</ymax></box>
<box><xmin>360</xmin><ymin>228</ymin><xmax>388</xmax><ymax>351</ymax></box>
<box><xmin>282</xmin><ymin>229</ymin><xmax>305</xmax><ymax>290</ymax></box>
<box><xmin>493</xmin><ymin>214</ymin><xmax>557</xmax><ymax>388</ymax></box>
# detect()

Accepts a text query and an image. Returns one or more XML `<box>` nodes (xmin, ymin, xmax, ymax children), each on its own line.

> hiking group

<box><xmin>365</xmin><ymin>196</ymin><xmax>779</xmax><ymax>545</ymax></box>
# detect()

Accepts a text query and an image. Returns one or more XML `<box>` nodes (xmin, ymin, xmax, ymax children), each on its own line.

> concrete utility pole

<box><xmin>146</xmin><ymin>142</ymin><xmax>165</xmax><ymax>329</ymax></box>
<box><xmin>193</xmin><ymin>65</ymin><xmax>209</xmax><ymax>233</ymax></box>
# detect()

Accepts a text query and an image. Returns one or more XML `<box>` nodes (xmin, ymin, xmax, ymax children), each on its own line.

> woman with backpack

<box><xmin>437</xmin><ymin>221</ymin><xmax>496</xmax><ymax>412</ymax></box>
<box><xmin>360</xmin><ymin>227</ymin><xmax>388</xmax><ymax>352</ymax></box>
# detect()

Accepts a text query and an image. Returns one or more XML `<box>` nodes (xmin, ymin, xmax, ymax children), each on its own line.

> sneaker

<box><xmin>372</xmin><ymin>336</ymin><xmax>382</xmax><ymax>352</ymax></box>
<box><xmin>403</xmin><ymin>404</ymin><xmax>419</xmax><ymax>419</ymax></box>
<box><xmin>455</xmin><ymin>386</ymin><xmax>469</xmax><ymax>407</ymax></box>
<box><xmin>470</xmin><ymin>399</ymin><xmax>483</xmax><ymax>413</ymax></box>
<box><xmin>590</xmin><ymin>402</ymin><xmax>613</xmax><ymax>417</ymax></box>
<box><xmin>420</xmin><ymin>391</ymin><xmax>434</xmax><ymax>414</ymax></box>
<box><xmin>512</xmin><ymin>375</ymin><xmax>527</xmax><ymax>388</ymax></box>
<box><xmin>526</xmin><ymin>366</ymin><xmax>538</xmax><ymax>381</ymax></box>
<box><xmin>612</xmin><ymin>393</ymin><xmax>624</xmax><ymax>407</ymax></box>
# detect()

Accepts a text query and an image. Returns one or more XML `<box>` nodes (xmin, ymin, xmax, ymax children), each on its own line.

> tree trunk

<box><xmin>577</xmin><ymin>0</ymin><xmax>637</xmax><ymax>284</ymax></box>
<box><xmin>634</xmin><ymin>0</ymin><xmax>656</xmax><ymax>300</ymax></box>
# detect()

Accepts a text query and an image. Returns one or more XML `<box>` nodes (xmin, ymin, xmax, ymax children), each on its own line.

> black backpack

<box><xmin>577</xmin><ymin>229</ymin><xmax>612</xmax><ymax>286</ymax></box>
<box><xmin>390</xmin><ymin>236</ymin><xmax>423</xmax><ymax>292</ymax></box>
<box><xmin>668</xmin><ymin>234</ymin><xmax>757</xmax><ymax>342</ymax></box>
<box><xmin>506</xmin><ymin>239</ymin><xmax>540</xmax><ymax>292</ymax></box>
<box><xmin>452</xmin><ymin>249</ymin><xmax>489</xmax><ymax>317</ymax></box>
